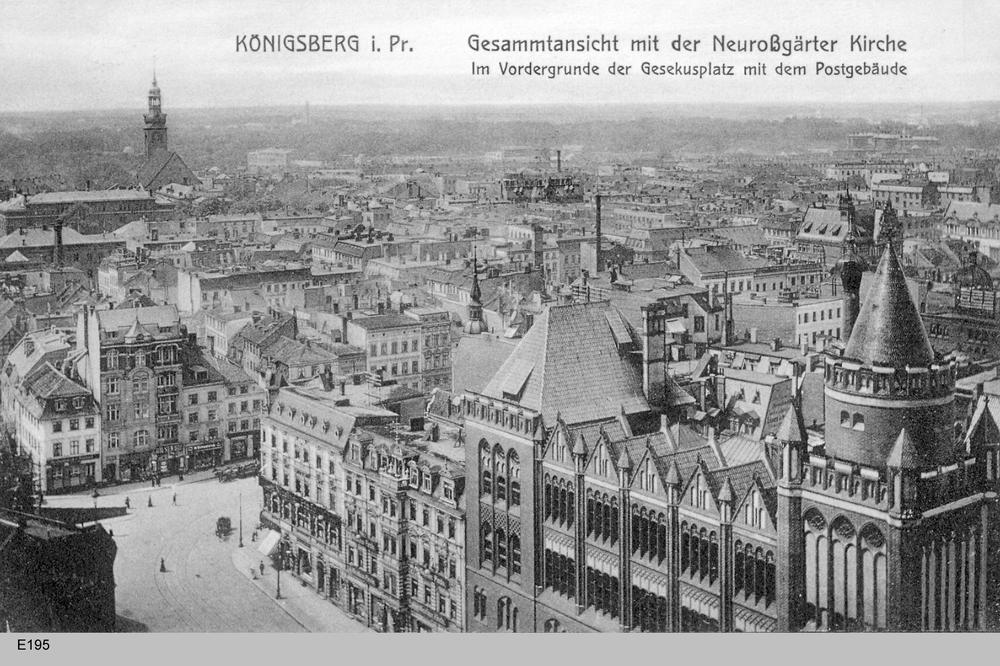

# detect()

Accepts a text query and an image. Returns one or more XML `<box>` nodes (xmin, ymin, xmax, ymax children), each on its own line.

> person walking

<box><xmin>259</xmin><ymin>560</ymin><xmax>265</xmax><ymax>576</ymax></box>
<box><xmin>160</xmin><ymin>558</ymin><xmax>166</xmax><ymax>573</ymax></box>
<box><xmin>125</xmin><ymin>497</ymin><xmax>130</xmax><ymax>510</ymax></box>
<box><xmin>172</xmin><ymin>493</ymin><xmax>177</xmax><ymax>505</ymax></box>
<box><xmin>148</xmin><ymin>495</ymin><xmax>153</xmax><ymax>508</ymax></box>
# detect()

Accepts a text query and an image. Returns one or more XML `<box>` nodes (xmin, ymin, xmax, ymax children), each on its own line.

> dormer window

<box><xmin>55</xmin><ymin>400</ymin><xmax>66</xmax><ymax>412</ymax></box>
<box><xmin>409</xmin><ymin>465</ymin><xmax>419</xmax><ymax>486</ymax></box>
<box><xmin>422</xmin><ymin>473</ymin><xmax>432</xmax><ymax>493</ymax></box>
<box><xmin>443</xmin><ymin>482</ymin><xmax>454</xmax><ymax>501</ymax></box>
<box><xmin>73</xmin><ymin>397</ymin><xmax>84</xmax><ymax>409</ymax></box>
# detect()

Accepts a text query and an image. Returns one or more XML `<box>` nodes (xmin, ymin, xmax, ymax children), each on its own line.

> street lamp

<box><xmin>275</xmin><ymin>536</ymin><xmax>283</xmax><ymax>600</ymax></box>
<box><xmin>239</xmin><ymin>492</ymin><xmax>244</xmax><ymax>548</ymax></box>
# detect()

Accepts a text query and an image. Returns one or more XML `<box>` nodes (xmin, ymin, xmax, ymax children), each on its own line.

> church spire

<box><xmin>463</xmin><ymin>253</ymin><xmax>487</xmax><ymax>335</ymax></box>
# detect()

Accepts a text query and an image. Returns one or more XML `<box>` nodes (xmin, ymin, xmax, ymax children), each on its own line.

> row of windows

<box><xmin>481</xmin><ymin>524</ymin><xmax>522</xmax><ymax>574</ymax></box>
<box><xmin>839</xmin><ymin>411</ymin><xmax>866</xmax><ymax>431</ymax></box>
<box><xmin>543</xmin><ymin>476</ymin><xmax>574</xmax><ymax>527</ymax></box>
<box><xmin>480</xmin><ymin>442</ymin><xmax>521</xmax><ymax>507</ymax></box>
<box><xmin>734</xmin><ymin>542</ymin><xmax>777</xmax><ymax>606</ymax></box>
<box><xmin>544</xmin><ymin>549</ymin><xmax>576</xmax><ymax>599</ymax></box>
<box><xmin>799</xmin><ymin>307</ymin><xmax>842</xmax><ymax>324</ymax></box>
<box><xmin>51</xmin><ymin>438</ymin><xmax>96</xmax><ymax>457</ymax></box>
<box><xmin>369</xmin><ymin>339</ymin><xmax>421</xmax><ymax>357</ymax></box>
<box><xmin>586</xmin><ymin>493</ymin><xmax>619</xmax><ymax>545</ymax></box>
<box><xmin>51</xmin><ymin>417</ymin><xmax>95</xmax><ymax>433</ymax></box>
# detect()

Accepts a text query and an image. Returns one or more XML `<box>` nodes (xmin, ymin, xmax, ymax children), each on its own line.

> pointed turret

<box><xmin>717</xmin><ymin>476</ymin><xmax>735</xmax><ymax>504</ymax></box>
<box><xmin>775</xmin><ymin>404</ymin><xmax>808</xmax><ymax>444</ymax></box>
<box><xmin>664</xmin><ymin>460</ymin><xmax>681</xmax><ymax>486</ymax></box>
<box><xmin>571</xmin><ymin>433</ymin><xmax>587</xmax><ymax>457</ymax></box>
<box><xmin>886</xmin><ymin>428</ymin><xmax>920</xmax><ymax>469</ymax></box>
<box><xmin>463</xmin><ymin>253</ymin><xmax>487</xmax><ymax>335</ymax></box>
<box><xmin>616</xmin><ymin>446</ymin><xmax>632</xmax><ymax>471</ymax></box>
<box><xmin>844</xmin><ymin>242</ymin><xmax>933</xmax><ymax>367</ymax></box>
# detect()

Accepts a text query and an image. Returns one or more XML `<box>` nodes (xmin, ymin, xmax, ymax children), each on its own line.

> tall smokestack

<box><xmin>595</xmin><ymin>194</ymin><xmax>603</xmax><ymax>273</ymax></box>
<box><xmin>556</xmin><ymin>150</ymin><xmax>562</xmax><ymax>173</ymax></box>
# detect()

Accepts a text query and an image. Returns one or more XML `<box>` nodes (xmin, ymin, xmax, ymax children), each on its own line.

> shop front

<box><xmin>45</xmin><ymin>454</ymin><xmax>99</xmax><ymax>493</ymax></box>
<box><xmin>228</xmin><ymin>435</ymin><xmax>250</xmax><ymax>463</ymax></box>
<box><xmin>189</xmin><ymin>441</ymin><xmax>223</xmax><ymax>470</ymax></box>
<box><xmin>155</xmin><ymin>444</ymin><xmax>185</xmax><ymax>474</ymax></box>
<box><xmin>118</xmin><ymin>451</ymin><xmax>150</xmax><ymax>483</ymax></box>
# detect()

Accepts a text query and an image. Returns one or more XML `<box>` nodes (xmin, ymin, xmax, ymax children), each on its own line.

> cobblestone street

<box><xmin>46</xmin><ymin>475</ymin><xmax>368</xmax><ymax>633</ymax></box>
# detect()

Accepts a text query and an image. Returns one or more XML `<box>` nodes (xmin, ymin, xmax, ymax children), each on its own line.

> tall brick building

<box><xmin>462</xmin><ymin>241</ymin><xmax>1000</xmax><ymax>632</ymax></box>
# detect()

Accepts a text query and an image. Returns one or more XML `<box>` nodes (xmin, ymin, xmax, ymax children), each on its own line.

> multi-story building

<box><xmin>461</xmin><ymin>240</ymin><xmax>1000</xmax><ymax>632</ymax></box>
<box><xmin>406</xmin><ymin>308</ymin><xmax>452</xmax><ymax>391</ymax></box>
<box><xmin>347</xmin><ymin>313</ymin><xmax>426</xmax><ymax>392</ymax></box>
<box><xmin>0</xmin><ymin>189</ymin><xmax>171</xmax><ymax>236</ymax></box>
<box><xmin>4</xmin><ymin>332</ymin><xmax>100</xmax><ymax>493</ymax></box>
<box><xmin>258</xmin><ymin>385</ymin><xmax>466</xmax><ymax>632</ymax></box>
<box><xmin>77</xmin><ymin>304</ymin><xmax>186</xmax><ymax>481</ymax></box>
<box><xmin>176</xmin><ymin>265</ymin><xmax>313</xmax><ymax>317</ymax></box>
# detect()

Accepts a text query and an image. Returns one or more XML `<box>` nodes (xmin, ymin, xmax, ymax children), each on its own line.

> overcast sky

<box><xmin>0</xmin><ymin>0</ymin><xmax>998</xmax><ymax>112</ymax></box>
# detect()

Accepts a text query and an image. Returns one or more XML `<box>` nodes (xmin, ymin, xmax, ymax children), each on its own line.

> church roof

<box><xmin>137</xmin><ymin>151</ymin><xmax>196</xmax><ymax>190</ymax></box>
<box><xmin>844</xmin><ymin>243</ymin><xmax>934</xmax><ymax>367</ymax></box>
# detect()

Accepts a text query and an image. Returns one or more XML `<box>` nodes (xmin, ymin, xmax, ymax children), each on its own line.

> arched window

<box><xmin>508</xmin><ymin>450</ymin><xmax>521</xmax><ymax>506</ymax></box>
<box><xmin>709</xmin><ymin>532</ymin><xmax>719</xmax><ymax>582</ymax></box>
<box><xmin>494</xmin><ymin>445</ymin><xmax>507</xmax><ymax>501</ymax></box>
<box><xmin>734</xmin><ymin>540</ymin><xmax>745</xmax><ymax>594</ymax></box>
<box><xmin>544</xmin><ymin>476</ymin><xmax>553</xmax><ymax>519</ymax></box>
<box><xmin>482</xmin><ymin>524</ymin><xmax>493</xmax><ymax>564</ymax></box>
<box><xmin>496</xmin><ymin>528</ymin><xmax>507</xmax><ymax>569</ymax></box>
<box><xmin>755</xmin><ymin>547</ymin><xmax>767</xmax><ymax>602</ymax></box>
<box><xmin>132</xmin><ymin>372</ymin><xmax>148</xmax><ymax>395</ymax></box>
<box><xmin>852</xmin><ymin>413</ymin><xmax>865</xmax><ymax>431</ymax></box>
<box><xmin>480</xmin><ymin>441</ymin><xmax>492</xmax><ymax>496</ymax></box>
<box><xmin>840</xmin><ymin>410</ymin><xmax>850</xmax><ymax>427</ymax></box>
<box><xmin>681</xmin><ymin>523</ymin><xmax>690</xmax><ymax>572</ymax></box>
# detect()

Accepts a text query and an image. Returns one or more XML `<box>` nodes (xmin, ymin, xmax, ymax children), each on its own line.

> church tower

<box><xmin>143</xmin><ymin>75</ymin><xmax>168</xmax><ymax>158</ymax></box>
<box><xmin>832</xmin><ymin>190</ymin><xmax>866</xmax><ymax>341</ymax></box>
<box><xmin>776</xmin><ymin>237</ymin><xmax>1000</xmax><ymax>631</ymax></box>
<box><xmin>463</xmin><ymin>255</ymin><xmax>488</xmax><ymax>335</ymax></box>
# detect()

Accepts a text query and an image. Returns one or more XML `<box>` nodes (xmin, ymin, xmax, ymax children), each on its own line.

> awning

<box><xmin>258</xmin><ymin>529</ymin><xmax>280</xmax><ymax>556</ymax></box>
<box><xmin>666</xmin><ymin>319</ymin><xmax>687</xmax><ymax>334</ymax></box>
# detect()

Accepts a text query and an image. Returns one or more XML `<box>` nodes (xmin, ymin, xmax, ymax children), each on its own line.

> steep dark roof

<box><xmin>481</xmin><ymin>302</ymin><xmax>650</xmax><ymax>425</ymax></box>
<box><xmin>844</xmin><ymin>243</ymin><xmax>934</xmax><ymax>367</ymax></box>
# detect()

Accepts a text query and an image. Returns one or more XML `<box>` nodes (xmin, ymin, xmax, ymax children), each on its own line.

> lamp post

<box><xmin>239</xmin><ymin>492</ymin><xmax>244</xmax><ymax>548</ymax></box>
<box><xmin>275</xmin><ymin>537</ymin><xmax>283</xmax><ymax>600</ymax></box>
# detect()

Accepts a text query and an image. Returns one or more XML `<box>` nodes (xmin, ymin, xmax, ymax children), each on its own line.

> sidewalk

<box><xmin>45</xmin><ymin>468</ymin><xmax>221</xmax><ymax>505</ymax></box>
<box><xmin>231</xmin><ymin>543</ymin><xmax>371</xmax><ymax>633</ymax></box>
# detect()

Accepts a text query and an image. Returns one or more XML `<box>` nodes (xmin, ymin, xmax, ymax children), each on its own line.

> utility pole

<box><xmin>276</xmin><ymin>537</ymin><xmax>283</xmax><ymax>600</ymax></box>
<box><xmin>239</xmin><ymin>492</ymin><xmax>244</xmax><ymax>548</ymax></box>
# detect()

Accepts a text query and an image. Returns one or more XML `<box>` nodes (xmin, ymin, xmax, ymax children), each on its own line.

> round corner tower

<box><xmin>823</xmin><ymin>242</ymin><xmax>956</xmax><ymax>469</ymax></box>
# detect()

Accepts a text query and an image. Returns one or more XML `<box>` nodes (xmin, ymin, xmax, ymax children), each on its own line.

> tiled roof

<box><xmin>23</xmin><ymin>362</ymin><xmax>89</xmax><ymax>399</ymax></box>
<box><xmin>96</xmin><ymin>305</ymin><xmax>179</xmax><ymax>333</ymax></box>
<box><xmin>845</xmin><ymin>243</ymin><xmax>934</xmax><ymax>367</ymax></box>
<box><xmin>682</xmin><ymin>246</ymin><xmax>766</xmax><ymax>277</ymax></box>
<box><xmin>482</xmin><ymin>301</ymin><xmax>650</xmax><ymax>425</ymax></box>
<box><xmin>350</xmin><ymin>313</ymin><xmax>420</xmax><ymax>330</ymax></box>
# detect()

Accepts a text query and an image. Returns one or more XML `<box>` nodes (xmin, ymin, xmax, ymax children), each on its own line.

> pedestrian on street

<box><xmin>148</xmin><ymin>495</ymin><xmax>153</xmax><ymax>508</ymax></box>
<box><xmin>250</xmin><ymin>567</ymin><xmax>257</xmax><ymax>580</ymax></box>
<box><xmin>252</xmin><ymin>530</ymin><xmax>258</xmax><ymax>542</ymax></box>
<box><xmin>151</xmin><ymin>478</ymin><xmax>155</xmax><ymax>488</ymax></box>
<box><xmin>172</xmin><ymin>493</ymin><xmax>177</xmax><ymax>505</ymax></box>
<box><xmin>259</xmin><ymin>560</ymin><xmax>265</xmax><ymax>576</ymax></box>
<box><xmin>125</xmin><ymin>497</ymin><xmax>130</xmax><ymax>510</ymax></box>
<box><xmin>160</xmin><ymin>558</ymin><xmax>166</xmax><ymax>573</ymax></box>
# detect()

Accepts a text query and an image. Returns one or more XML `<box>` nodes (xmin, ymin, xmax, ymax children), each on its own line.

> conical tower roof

<box><xmin>844</xmin><ymin>242</ymin><xmax>933</xmax><ymax>367</ymax></box>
